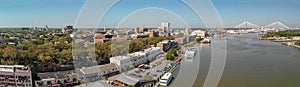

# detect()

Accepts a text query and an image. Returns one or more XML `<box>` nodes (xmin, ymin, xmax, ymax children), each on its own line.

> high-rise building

<box><xmin>45</xmin><ymin>25</ymin><xmax>49</xmax><ymax>31</ymax></box>
<box><xmin>158</xmin><ymin>22</ymin><xmax>170</xmax><ymax>36</ymax></box>
<box><xmin>0</xmin><ymin>65</ymin><xmax>32</xmax><ymax>87</ymax></box>
<box><xmin>161</xmin><ymin>22</ymin><xmax>170</xmax><ymax>32</ymax></box>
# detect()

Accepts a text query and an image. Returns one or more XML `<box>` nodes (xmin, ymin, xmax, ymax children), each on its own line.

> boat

<box><xmin>202</xmin><ymin>38</ymin><xmax>211</xmax><ymax>43</ymax></box>
<box><xmin>159</xmin><ymin>72</ymin><xmax>173</xmax><ymax>86</ymax></box>
<box><xmin>184</xmin><ymin>47</ymin><xmax>197</xmax><ymax>61</ymax></box>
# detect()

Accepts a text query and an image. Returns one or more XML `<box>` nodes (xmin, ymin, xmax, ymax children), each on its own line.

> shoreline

<box><xmin>282</xmin><ymin>42</ymin><xmax>300</xmax><ymax>49</ymax></box>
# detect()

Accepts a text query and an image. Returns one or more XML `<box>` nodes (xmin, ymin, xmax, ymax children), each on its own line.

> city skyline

<box><xmin>0</xmin><ymin>0</ymin><xmax>300</xmax><ymax>28</ymax></box>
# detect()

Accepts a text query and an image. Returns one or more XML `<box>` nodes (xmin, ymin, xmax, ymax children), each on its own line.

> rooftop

<box><xmin>116</xmin><ymin>73</ymin><xmax>142</xmax><ymax>86</ymax></box>
<box><xmin>161</xmin><ymin>40</ymin><xmax>170</xmax><ymax>44</ymax></box>
<box><xmin>128</xmin><ymin>52</ymin><xmax>146</xmax><ymax>58</ymax></box>
<box><xmin>0</xmin><ymin>65</ymin><xmax>30</xmax><ymax>72</ymax></box>
<box><xmin>37</xmin><ymin>70</ymin><xmax>76</xmax><ymax>80</ymax></box>
<box><xmin>80</xmin><ymin>63</ymin><xmax>118</xmax><ymax>75</ymax></box>
<box><xmin>111</xmin><ymin>56</ymin><xmax>131</xmax><ymax>61</ymax></box>
<box><xmin>99</xmin><ymin>63</ymin><xmax>117</xmax><ymax>72</ymax></box>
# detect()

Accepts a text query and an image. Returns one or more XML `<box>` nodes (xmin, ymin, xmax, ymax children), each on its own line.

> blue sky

<box><xmin>0</xmin><ymin>0</ymin><xmax>299</xmax><ymax>28</ymax></box>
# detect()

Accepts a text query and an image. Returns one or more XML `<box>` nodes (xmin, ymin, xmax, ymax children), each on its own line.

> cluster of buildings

<box><xmin>175</xmin><ymin>34</ymin><xmax>197</xmax><ymax>45</ymax></box>
<box><xmin>0</xmin><ymin>33</ymin><xmax>25</xmax><ymax>45</ymax></box>
<box><xmin>34</xmin><ymin>70</ymin><xmax>79</xmax><ymax>87</ymax></box>
<box><xmin>92</xmin><ymin>22</ymin><xmax>171</xmax><ymax>44</ymax></box>
<box><xmin>0</xmin><ymin>65</ymin><xmax>79</xmax><ymax>87</ymax></box>
<box><xmin>94</xmin><ymin>31</ymin><xmax>114</xmax><ymax>44</ymax></box>
<box><xmin>0</xmin><ymin>22</ymin><xmax>203</xmax><ymax>87</ymax></box>
<box><xmin>0</xmin><ymin>65</ymin><xmax>32</xmax><ymax>87</ymax></box>
<box><xmin>172</xmin><ymin>29</ymin><xmax>206</xmax><ymax>45</ymax></box>
<box><xmin>72</xmin><ymin>46</ymin><xmax>161</xmax><ymax>86</ymax></box>
<box><xmin>0</xmin><ymin>25</ymin><xmax>75</xmax><ymax>46</ymax></box>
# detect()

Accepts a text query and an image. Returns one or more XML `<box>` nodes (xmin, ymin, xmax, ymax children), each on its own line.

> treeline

<box><xmin>265</xmin><ymin>30</ymin><xmax>300</xmax><ymax>37</ymax></box>
<box><xmin>0</xmin><ymin>35</ymin><xmax>174</xmax><ymax>67</ymax></box>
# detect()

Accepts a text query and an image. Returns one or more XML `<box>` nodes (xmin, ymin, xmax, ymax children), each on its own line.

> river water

<box><xmin>174</xmin><ymin>33</ymin><xmax>300</xmax><ymax>87</ymax></box>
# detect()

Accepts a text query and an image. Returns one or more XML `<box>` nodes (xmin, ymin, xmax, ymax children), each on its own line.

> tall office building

<box><xmin>161</xmin><ymin>22</ymin><xmax>170</xmax><ymax>32</ymax></box>
<box><xmin>159</xmin><ymin>22</ymin><xmax>170</xmax><ymax>36</ymax></box>
<box><xmin>45</xmin><ymin>25</ymin><xmax>49</xmax><ymax>31</ymax></box>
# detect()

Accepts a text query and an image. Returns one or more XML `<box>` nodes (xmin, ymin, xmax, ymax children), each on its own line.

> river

<box><xmin>173</xmin><ymin>33</ymin><xmax>300</xmax><ymax>87</ymax></box>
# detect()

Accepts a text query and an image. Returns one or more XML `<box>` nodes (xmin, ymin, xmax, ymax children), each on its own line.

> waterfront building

<box><xmin>110</xmin><ymin>47</ymin><xmax>161</xmax><ymax>72</ymax></box>
<box><xmin>0</xmin><ymin>65</ymin><xmax>32</xmax><ymax>87</ymax></box>
<box><xmin>191</xmin><ymin>30</ymin><xmax>206</xmax><ymax>38</ymax></box>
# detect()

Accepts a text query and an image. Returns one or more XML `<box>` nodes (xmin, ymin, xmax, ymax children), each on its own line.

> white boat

<box><xmin>160</xmin><ymin>72</ymin><xmax>173</xmax><ymax>86</ymax></box>
<box><xmin>184</xmin><ymin>47</ymin><xmax>197</xmax><ymax>61</ymax></box>
<box><xmin>202</xmin><ymin>38</ymin><xmax>211</xmax><ymax>43</ymax></box>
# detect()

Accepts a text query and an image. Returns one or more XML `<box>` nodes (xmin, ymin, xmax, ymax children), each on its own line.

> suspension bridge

<box><xmin>234</xmin><ymin>21</ymin><xmax>291</xmax><ymax>32</ymax></box>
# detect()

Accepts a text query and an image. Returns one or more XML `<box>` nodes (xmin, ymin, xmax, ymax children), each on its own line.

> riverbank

<box><xmin>257</xmin><ymin>33</ymin><xmax>300</xmax><ymax>49</ymax></box>
<box><xmin>282</xmin><ymin>42</ymin><xmax>300</xmax><ymax>49</ymax></box>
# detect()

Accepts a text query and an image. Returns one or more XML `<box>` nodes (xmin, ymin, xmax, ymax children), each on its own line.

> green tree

<box><xmin>196</xmin><ymin>37</ymin><xmax>203</xmax><ymax>43</ymax></box>
<box><xmin>127</xmin><ymin>85</ymin><xmax>134</xmax><ymax>87</ymax></box>
<box><xmin>165</xmin><ymin>53</ymin><xmax>175</xmax><ymax>60</ymax></box>
<box><xmin>2</xmin><ymin>46</ymin><xmax>18</xmax><ymax>64</ymax></box>
<box><xmin>38</xmin><ymin>54</ymin><xmax>53</xmax><ymax>66</ymax></box>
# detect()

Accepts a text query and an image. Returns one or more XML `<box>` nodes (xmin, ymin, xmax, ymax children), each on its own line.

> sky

<box><xmin>0</xmin><ymin>0</ymin><xmax>299</xmax><ymax>28</ymax></box>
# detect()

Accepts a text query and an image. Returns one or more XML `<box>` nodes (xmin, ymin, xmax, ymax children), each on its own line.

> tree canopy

<box><xmin>0</xmin><ymin>35</ymin><xmax>174</xmax><ymax>68</ymax></box>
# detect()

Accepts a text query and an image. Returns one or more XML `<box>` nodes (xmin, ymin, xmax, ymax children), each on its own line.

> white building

<box><xmin>191</xmin><ymin>30</ymin><xmax>206</xmax><ymax>38</ymax></box>
<box><xmin>143</xmin><ymin>47</ymin><xmax>161</xmax><ymax>61</ymax></box>
<box><xmin>110</xmin><ymin>56</ymin><xmax>133</xmax><ymax>72</ymax></box>
<box><xmin>110</xmin><ymin>47</ymin><xmax>161</xmax><ymax>72</ymax></box>
<box><xmin>161</xmin><ymin>22</ymin><xmax>170</xmax><ymax>32</ymax></box>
